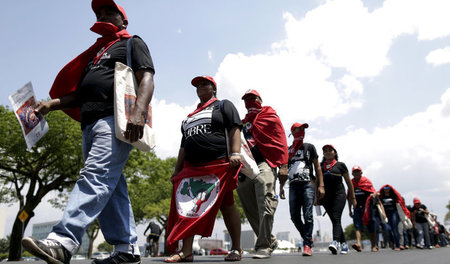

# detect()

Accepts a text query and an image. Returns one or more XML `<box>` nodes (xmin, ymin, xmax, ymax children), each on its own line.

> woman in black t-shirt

<box><xmin>165</xmin><ymin>76</ymin><xmax>243</xmax><ymax>262</ymax></box>
<box><xmin>320</xmin><ymin>144</ymin><xmax>356</xmax><ymax>255</ymax></box>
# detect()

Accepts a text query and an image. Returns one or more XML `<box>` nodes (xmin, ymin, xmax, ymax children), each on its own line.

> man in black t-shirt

<box><xmin>22</xmin><ymin>2</ymin><xmax>154</xmax><ymax>264</ymax></box>
<box><xmin>411</xmin><ymin>197</ymin><xmax>432</xmax><ymax>249</ymax></box>
<box><xmin>287</xmin><ymin>123</ymin><xmax>324</xmax><ymax>256</ymax></box>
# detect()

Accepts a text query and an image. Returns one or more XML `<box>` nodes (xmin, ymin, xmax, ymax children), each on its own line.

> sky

<box><xmin>1</xmin><ymin>0</ymin><xmax>450</xmax><ymax>246</ymax></box>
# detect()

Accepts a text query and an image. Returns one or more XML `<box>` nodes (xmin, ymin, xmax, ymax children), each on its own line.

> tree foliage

<box><xmin>0</xmin><ymin>106</ymin><xmax>83</xmax><ymax>260</ymax></box>
<box><xmin>344</xmin><ymin>223</ymin><xmax>369</xmax><ymax>240</ymax></box>
<box><xmin>97</xmin><ymin>241</ymin><xmax>113</xmax><ymax>253</ymax></box>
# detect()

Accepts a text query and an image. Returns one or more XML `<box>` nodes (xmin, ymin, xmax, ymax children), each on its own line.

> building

<box><xmin>31</xmin><ymin>221</ymin><xmax>105</xmax><ymax>255</ymax></box>
<box><xmin>276</xmin><ymin>231</ymin><xmax>290</xmax><ymax>241</ymax></box>
<box><xmin>224</xmin><ymin>229</ymin><xmax>256</xmax><ymax>251</ymax></box>
<box><xmin>0</xmin><ymin>208</ymin><xmax>6</xmax><ymax>238</ymax></box>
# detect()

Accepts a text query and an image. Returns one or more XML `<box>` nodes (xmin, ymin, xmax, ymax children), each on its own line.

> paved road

<box><xmin>11</xmin><ymin>247</ymin><xmax>450</xmax><ymax>264</ymax></box>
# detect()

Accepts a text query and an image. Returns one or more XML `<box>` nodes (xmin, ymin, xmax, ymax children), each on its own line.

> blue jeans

<box><xmin>383</xmin><ymin>210</ymin><xmax>400</xmax><ymax>248</ymax></box>
<box><xmin>289</xmin><ymin>181</ymin><xmax>315</xmax><ymax>247</ymax></box>
<box><xmin>416</xmin><ymin>222</ymin><xmax>431</xmax><ymax>247</ymax></box>
<box><xmin>48</xmin><ymin>116</ymin><xmax>139</xmax><ymax>255</ymax></box>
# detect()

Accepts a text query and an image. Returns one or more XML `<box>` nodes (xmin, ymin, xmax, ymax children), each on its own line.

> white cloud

<box><xmin>152</xmin><ymin>98</ymin><xmax>198</xmax><ymax>158</ymax></box>
<box><xmin>426</xmin><ymin>46</ymin><xmax>450</xmax><ymax>66</ymax></box>
<box><xmin>208</xmin><ymin>50</ymin><xmax>213</xmax><ymax>61</ymax></box>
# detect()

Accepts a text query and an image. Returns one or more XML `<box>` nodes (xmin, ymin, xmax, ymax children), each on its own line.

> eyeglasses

<box><xmin>383</xmin><ymin>186</ymin><xmax>390</xmax><ymax>190</ymax></box>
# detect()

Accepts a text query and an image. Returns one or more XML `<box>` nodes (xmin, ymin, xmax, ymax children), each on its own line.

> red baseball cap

<box><xmin>191</xmin><ymin>76</ymin><xmax>217</xmax><ymax>89</ymax></box>
<box><xmin>322</xmin><ymin>144</ymin><xmax>336</xmax><ymax>151</ymax></box>
<box><xmin>242</xmin><ymin>89</ymin><xmax>261</xmax><ymax>100</ymax></box>
<box><xmin>290</xmin><ymin>122</ymin><xmax>309</xmax><ymax>132</ymax></box>
<box><xmin>352</xmin><ymin>165</ymin><xmax>362</xmax><ymax>172</ymax></box>
<box><xmin>92</xmin><ymin>0</ymin><xmax>127</xmax><ymax>20</ymax></box>
<box><xmin>413</xmin><ymin>197</ymin><xmax>421</xmax><ymax>204</ymax></box>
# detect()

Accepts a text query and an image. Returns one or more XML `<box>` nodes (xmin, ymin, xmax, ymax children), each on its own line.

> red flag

<box><xmin>166</xmin><ymin>160</ymin><xmax>241</xmax><ymax>253</ymax></box>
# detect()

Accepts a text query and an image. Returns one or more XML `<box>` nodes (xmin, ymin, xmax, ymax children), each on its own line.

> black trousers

<box><xmin>322</xmin><ymin>185</ymin><xmax>347</xmax><ymax>242</ymax></box>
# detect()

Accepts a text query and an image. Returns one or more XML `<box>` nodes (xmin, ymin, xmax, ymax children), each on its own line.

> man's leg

<box><xmin>301</xmin><ymin>182</ymin><xmax>315</xmax><ymax>248</ymax></box>
<box><xmin>253</xmin><ymin>162</ymin><xmax>278</xmax><ymax>252</ymax></box>
<box><xmin>289</xmin><ymin>183</ymin><xmax>305</xmax><ymax>240</ymax></box>
<box><xmin>237</xmin><ymin>174</ymin><xmax>260</xmax><ymax>237</ymax></box>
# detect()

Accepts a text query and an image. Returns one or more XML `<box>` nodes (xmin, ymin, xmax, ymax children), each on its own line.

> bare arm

<box><xmin>313</xmin><ymin>157</ymin><xmax>325</xmax><ymax>201</ymax></box>
<box><xmin>125</xmin><ymin>69</ymin><xmax>155</xmax><ymax>143</ymax></box>
<box><xmin>172</xmin><ymin>147</ymin><xmax>185</xmax><ymax>181</ymax></box>
<box><xmin>228</xmin><ymin>126</ymin><xmax>241</xmax><ymax>168</ymax></box>
<box><xmin>35</xmin><ymin>92</ymin><xmax>79</xmax><ymax>115</ymax></box>
<box><xmin>343</xmin><ymin>171</ymin><xmax>356</xmax><ymax>207</ymax></box>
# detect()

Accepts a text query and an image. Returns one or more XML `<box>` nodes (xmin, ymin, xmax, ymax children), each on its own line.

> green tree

<box><xmin>344</xmin><ymin>223</ymin><xmax>369</xmax><ymax>241</ymax></box>
<box><xmin>97</xmin><ymin>241</ymin><xmax>113</xmax><ymax>253</ymax></box>
<box><xmin>0</xmin><ymin>106</ymin><xmax>83</xmax><ymax>261</ymax></box>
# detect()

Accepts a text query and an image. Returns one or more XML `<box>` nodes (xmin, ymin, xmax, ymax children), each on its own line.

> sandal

<box><xmin>352</xmin><ymin>243</ymin><xmax>362</xmax><ymax>252</ymax></box>
<box><xmin>371</xmin><ymin>246</ymin><xmax>379</xmax><ymax>252</ymax></box>
<box><xmin>164</xmin><ymin>251</ymin><xmax>194</xmax><ymax>263</ymax></box>
<box><xmin>224</xmin><ymin>249</ymin><xmax>242</xmax><ymax>261</ymax></box>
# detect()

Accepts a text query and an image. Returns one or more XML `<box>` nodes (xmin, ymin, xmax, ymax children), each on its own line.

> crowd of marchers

<box><xmin>19</xmin><ymin>1</ymin><xmax>449</xmax><ymax>264</ymax></box>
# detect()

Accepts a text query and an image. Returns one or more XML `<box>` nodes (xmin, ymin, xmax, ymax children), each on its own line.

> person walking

<box><xmin>286</xmin><ymin>122</ymin><xmax>324</xmax><ymax>256</ymax></box>
<box><xmin>320</xmin><ymin>144</ymin><xmax>356</xmax><ymax>255</ymax></box>
<box><xmin>411</xmin><ymin>197</ymin><xmax>432</xmax><ymax>249</ymax></box>
<box><xmin>237</xmin><ymin>90</ymin><xmax>289</xmax><ymax>259</ymax></box>
<box><xmin>348</xmin><ymin>166</ymin><xmax>378</xmax><ymax>252</ymax></box>
<box><xmin>165</xmin><ymin>76</ymin><xmax>243</xmax><ymax>262</ymax></box>
<box><xmin>21</xmin><ymin>1</ymin><xmax>155</xmax><ymax>264</ymax></box>
<box><xmin>378</xmin><ymin>185</ymin><xmax>410</xmax><ymax>251</ymax></box>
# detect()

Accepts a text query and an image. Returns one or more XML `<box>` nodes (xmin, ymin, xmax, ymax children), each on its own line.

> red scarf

<box><xmin>242</xmin><ymin>106</ymin><xmax>288</xmax><ymax>168</ymax></box>
<box><xmin>322</xmin><ymin>159</ymin><xmax>337</xmax><ymax>172</ymax></box>
<box><xmin>351</xmin><ymin>176</ymin><xmax>376</xmax><ymax>193</ymax></box>
<box><xmin>49</xmin><ymin>22</ymin><xmax>132</xmax><ymax>121</ymax></box>
<box><xmin>166</xmin><ymin>159</ymin><xmax>242</xmax><ymax>252</ymax></box>
<box><xmin>187</xmin><ymin>98</ymin><xmax>217</xmax><ymax>117</ymax></box>
<box><xmin>289</xmin><ymin>130</ymin><xmax>305</xmax><ymax>159</ymax></box>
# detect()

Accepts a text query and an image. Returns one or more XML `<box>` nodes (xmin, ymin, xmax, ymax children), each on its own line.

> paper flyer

<box><xmin>8</xmin><ymin>82</ymin><xmax>49</xmax><ymax>150</ymax></box>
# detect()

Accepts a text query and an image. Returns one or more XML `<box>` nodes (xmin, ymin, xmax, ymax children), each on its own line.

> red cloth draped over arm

<box><xmin>49</xmin><ymin>29</ymin><xmax>131</xmax><ymax>121</ymax></box>
<box><xmin>247</xmin><ymin>106</ymin><xmax>288</xmax><ymax>168</ymax></box>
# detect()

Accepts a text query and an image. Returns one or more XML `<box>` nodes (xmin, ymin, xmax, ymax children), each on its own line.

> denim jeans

<box><xmin>383</xmin><ymin>210</ymin><xmax>400</xmax><ymax>248</ymax></box>
<box><xmin>289</xmin><ymin>181</ymin><xmax>315</xmax><ymax>247</ymax></box>
<box><xmin>48</xmin><ymin>116</ymin><xmax>139</xmax><ymax>255</ymax></box>
<box><xmin>416</xmin><ymin>222</ymin><xmax>431</xmax><ymax>247</ymax></box>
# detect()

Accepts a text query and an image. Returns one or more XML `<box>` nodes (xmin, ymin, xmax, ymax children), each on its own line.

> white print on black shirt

<box><xmin>182</xmin><ymin>106</ymin><xmax>213</xmax><ymax>139</ymax></box>
<box><xmin>288</xmin><ymin>149</ymin><xmax>311</xmax><ymax>182</ymax></box>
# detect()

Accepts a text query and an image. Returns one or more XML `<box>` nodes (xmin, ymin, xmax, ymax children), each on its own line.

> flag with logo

<box><xmin>166</xmin><ymin>160</ymin><xmax>241</xmax><ymax>252</ymax></box>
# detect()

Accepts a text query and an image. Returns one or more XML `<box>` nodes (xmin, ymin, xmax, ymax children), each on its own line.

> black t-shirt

<box><xmin>321</xmin><ymin>161</ymin><xmax>348</xmax><ymax>193</ymax></box>
<box><xmin>381</xmin><ymin>194</ymin><xmax>397</xmax><ymax>213</ymax></box>
<box><xmin>181</xmin><ymin>100</ymin><xmax>242</xmax><ymax>164</ymax></box>
<box><xmin>288</xmin><ymin>143</ymin><xmax>318</xmax><ymax>183</ymax></box>
<box><xmin>354</xmin><ymin>187</ymin><xmax>371</xmax><ymax>209</ymax></box>
<box><xmin>412</xmin><ymin>204</ymin><xmax>428</xmax><ymax>223</ymax></box>
<box><xmin>77</xmin><ymin>36</ymin><xmax>154</xmax><ymax>128</ymax></box>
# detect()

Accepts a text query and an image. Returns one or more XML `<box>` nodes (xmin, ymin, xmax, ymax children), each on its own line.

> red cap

<box><xmin>413</xmin><ymin>197</ymin><xmax>421</xmax><ymax>204</ymax></box>
<box><xmin>352</xmin><ymin>165</ymin><xmax>362</xmax><ymax>172</ymax></box>
<box><xmin>92</xmin><ymin>0</ymin><xmax>127</xmax><ymax>20</ymax></box>
<box><xmin>322</xmin><ymin>144</ymin><xmax>336</xmax><ymax>151</ymax></box>
<box><xmin>191</xmin><ymin>76</ymin><xmax>217</xmax><ymax>89</ymax></box>
<box><xmin>290</xmin><ymin>122</ymin><xmax>309</xmax><ymax>132</ymax></box>
<box><xmin>242</xmin><ymin>89</ymin><xmax>261</xmax><ymax>100</ymax></box>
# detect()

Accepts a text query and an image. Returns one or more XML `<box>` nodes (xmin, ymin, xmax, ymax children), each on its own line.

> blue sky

<box><xmin>2</xmin><ymin>0</ymin><xmax>450</xmax><ymax>245</ymax></box>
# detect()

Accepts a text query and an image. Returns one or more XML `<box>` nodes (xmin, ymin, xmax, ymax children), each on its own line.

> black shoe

<box><xmin>92</xmin><ymin>252</ymin><xmax>141</xmax><ymax>264</ymax></box>
<box><xmin>22</xmin><ymin>237</ymin><xmax>71</xmax><ymax>264</ymax></box>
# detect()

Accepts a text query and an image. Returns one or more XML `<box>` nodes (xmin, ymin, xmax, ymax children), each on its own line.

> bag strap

<box><xmin>126</xmin><ymin>36</ymin><xmax>134</xmax><ymax>68</ymax></box>
<box><xmin>219</xmin><ymin>100</ymin><xmax>230</xmax><ymax>160</ymax></box>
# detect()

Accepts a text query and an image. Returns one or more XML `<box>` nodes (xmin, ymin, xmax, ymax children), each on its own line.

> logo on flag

<box><xmin>176</xmin><ymin>175</ymin><xmax>220</xmax><ymax>218</ymax></box>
